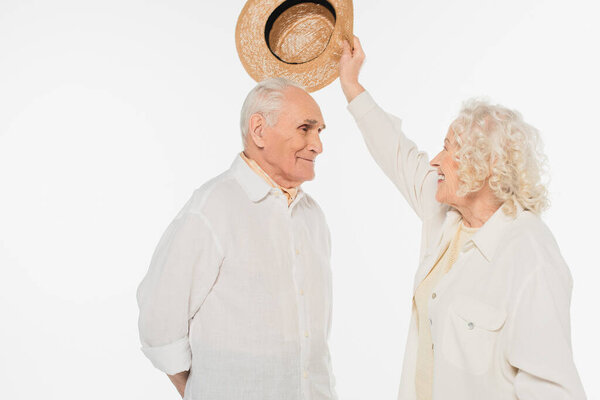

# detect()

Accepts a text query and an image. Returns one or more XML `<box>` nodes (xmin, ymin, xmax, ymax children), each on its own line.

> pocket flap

<box><xmin>451</xmin><ymin>295</ymin><xmax>507</xmax><ymax>331</ymax></box>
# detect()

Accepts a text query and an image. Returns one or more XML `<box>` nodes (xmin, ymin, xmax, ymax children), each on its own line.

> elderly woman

<box><xmin>339</xmin><ymin>37</ymin><xmax>586</xmax><ymax>400</ymax></box>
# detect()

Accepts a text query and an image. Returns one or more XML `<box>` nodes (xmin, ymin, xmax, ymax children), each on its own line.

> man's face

<box><xmin>261</xmin><ymin>87</ymin><xmax>325</xmax><ymax>187</ymax></box>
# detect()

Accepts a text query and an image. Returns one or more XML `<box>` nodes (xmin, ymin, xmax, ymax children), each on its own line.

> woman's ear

<box><xmin>248</xmin><ymin>113</ymin><xmax>267</xmax><ymax>149</ymax></box>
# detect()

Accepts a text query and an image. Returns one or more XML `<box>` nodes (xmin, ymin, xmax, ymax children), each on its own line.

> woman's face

<box><xmin>430</xmin><ymin>128</ymin><xmax>462</xmax><ymax>206</ymax></box>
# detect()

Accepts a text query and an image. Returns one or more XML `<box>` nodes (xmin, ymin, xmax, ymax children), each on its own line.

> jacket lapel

<box><xmin>412</xmin><ymin>210</ymin><xmax>461</xmax><ymax>295</ymax></box>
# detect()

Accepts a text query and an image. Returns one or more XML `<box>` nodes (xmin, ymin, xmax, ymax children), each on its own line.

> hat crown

<box><xmin>267</xmin><ymin>3</ymin><xmax>335</xmax><ymax>65</ymax></box>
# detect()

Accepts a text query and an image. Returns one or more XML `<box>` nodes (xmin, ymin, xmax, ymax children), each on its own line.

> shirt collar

<box><xmin>469</xmin><ymin>201</ymin><xmax>525</xmax><ymax>262</ymax></box>
<box><xmin>229</xmin><ymin>154</ymin><xmax>305</xmax><ymax>206</ymax></box>
<box><xmin>229</xmin><ymin>155</ymin><xmax>273</xmax><ymax>203</ymax></box>
<box><xmin>239</xmin><ymin>152</ymin><xmax>299</xmax><ymax>205</ymax></box>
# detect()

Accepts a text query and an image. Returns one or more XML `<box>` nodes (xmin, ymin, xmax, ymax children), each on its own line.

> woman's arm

<box><xmin>339</xmin><ymin>36</ymin><xmax>442</xmax><ymax>221</ymax></box>
<box><xmin>506</xmin><ymin>239</ymin><xmax>586</xmax><ymax>399</ymax></box>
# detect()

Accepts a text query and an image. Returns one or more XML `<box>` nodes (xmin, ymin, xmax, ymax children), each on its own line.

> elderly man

<box><xmin>137</xmin><ymin>78</ymin><xmax>335</xmax><ymax>400</ymax></box>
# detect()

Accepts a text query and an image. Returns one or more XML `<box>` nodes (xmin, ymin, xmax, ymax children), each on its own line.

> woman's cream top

<box><xmin>414</xmin><ymin>222</ymin><xmax>478</xmax><ymax>400</ymax></box>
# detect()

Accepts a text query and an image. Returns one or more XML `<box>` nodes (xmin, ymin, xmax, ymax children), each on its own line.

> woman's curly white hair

<box><xmin>450</xmin><ymin>99</ymin><xmax>549</xmax><ymax>217</ymax></box>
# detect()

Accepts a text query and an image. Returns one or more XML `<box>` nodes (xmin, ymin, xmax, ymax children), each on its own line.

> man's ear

<box><xmin>248</xmin><ymin>113</ymin><xmax>267</xmax><ymax>149</ymax></box>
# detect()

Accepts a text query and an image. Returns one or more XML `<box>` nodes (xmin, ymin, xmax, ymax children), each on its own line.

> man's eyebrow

<box><xmin>444</xmin><ymin>138</ymin><xmax>450</xmax><ymax>145</ymax></box>
<box><xmin>302</xmin><ymin>119</ymin><xmax>326</xmax><ymax>129</ymax></box>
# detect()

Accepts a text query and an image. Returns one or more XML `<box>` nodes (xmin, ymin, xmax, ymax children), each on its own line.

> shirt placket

<box><xmin>287</xmin><ymin>202</ymin><xmax>311</xmax><ymax>400</ymax></box>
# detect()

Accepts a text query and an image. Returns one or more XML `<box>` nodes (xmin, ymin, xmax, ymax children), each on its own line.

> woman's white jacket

<box><xmin>347</xmin><ymin>91</ymin><xmax>586</xmax><ymax>400</ymax></box>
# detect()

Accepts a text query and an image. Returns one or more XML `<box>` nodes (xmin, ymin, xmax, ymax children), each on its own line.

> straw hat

<box><xmin>236</xmin><ymin>0</ymin><xmax>354</xmax><ymax>92</ymax></box>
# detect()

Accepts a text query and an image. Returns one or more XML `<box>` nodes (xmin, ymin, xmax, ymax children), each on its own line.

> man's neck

<box><xmin>242</xmin><ymin>150</ymin><xmax>299</xmax><ymax>189</ymax></box>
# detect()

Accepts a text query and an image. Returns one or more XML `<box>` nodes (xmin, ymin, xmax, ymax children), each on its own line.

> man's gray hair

<box><xmin>240</xmin><ymin>77</ymin><xmax>304</xmax><ymax>146</ymax></box>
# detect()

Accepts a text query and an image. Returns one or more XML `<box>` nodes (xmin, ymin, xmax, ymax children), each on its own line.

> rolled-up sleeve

<box><xmin>507</xmin><ymin>259</ymin><xmax>586</xmax><ymax>399</ymax></box>
<box><xmin>137</xmin><ymin>211</ymin><xmax>223</xmax><ymax>375</ymax></box>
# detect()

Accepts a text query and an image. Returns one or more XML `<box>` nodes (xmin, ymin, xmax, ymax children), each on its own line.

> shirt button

<box><xmin>431</xmin><ymin>292</ymin><xmax>437</xmax><ymax>299</ymax></box>
<box><xmin>429</xmin><ymin>318</ymin><xmax>432</xmax><ymax>326</ymax></box>
<box><xmin>295</xmin><ymin>249</ymin><xmax>300</xmax><ymax>255</ymax></box>
<box><xmin>299</xmin><ymin>289</ymin><xmax>304</xmax><ymax>296</ymax></box>
<box><xmin>467</xmin><ymin>322</ymin><xmax>475</xmax><ymax>330</ymax></box>
<box><xmin>303</xmin><ymin>371</ymin><xmax>308</xmax><ymax>379</ymax></box>
<box><xmin>432</xmin><ymin>343</ymin><xmax>434</xmax><ymax>350</ymax></box>
<box><xmin>304</xmin><ymin>331</ymin><xmax>309</xmax><ymax>338</ymax></box>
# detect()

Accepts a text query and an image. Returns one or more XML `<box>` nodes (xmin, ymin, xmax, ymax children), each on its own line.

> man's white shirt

<box><xmin>137</xmin><ymin>155</ymin><xmax>336</xmax><ymax>400</ymax></box>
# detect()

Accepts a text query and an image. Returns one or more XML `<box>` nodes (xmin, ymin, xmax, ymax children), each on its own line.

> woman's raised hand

<box><xmin>339</xmin><ymin>35</ymin><xmax>366</xmax><ymax>103</ymax></box>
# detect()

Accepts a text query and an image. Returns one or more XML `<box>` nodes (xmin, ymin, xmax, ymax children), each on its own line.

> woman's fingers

<box><xmin>353</xmin><ymin>36</ymin><xmax>365</xmax><ymax>59</ymax></box>
<box><xmin>339</xmin><ymin>35</ymin><xmax>366</xmax><ymax>102</ymax></box>
<box><xmin>341</xmin><ymin>38</ymin><xmax>352</xmax><ymax>59</ymax></box>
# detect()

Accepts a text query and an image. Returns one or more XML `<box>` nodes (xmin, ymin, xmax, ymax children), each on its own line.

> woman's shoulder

<box><xmin>505</xmin><ymin>211</ymin><xmax>557</xmax><ymax>250</ymax></box>
<box><xmin>499</xmin><ymin>211</ymin><xmax>570</xmax><ymax>278</ymax></box>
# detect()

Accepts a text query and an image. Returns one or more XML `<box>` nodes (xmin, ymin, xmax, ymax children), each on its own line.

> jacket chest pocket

<box><xmin>442</xmin><ymin>295</ymin><xmax>506</xmax><ymax>375</ymax></box>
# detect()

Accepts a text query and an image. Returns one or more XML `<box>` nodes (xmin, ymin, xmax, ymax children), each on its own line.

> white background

<box><xmin>1</xmin><ymin>0</ymin><xmax>598</xmax><ymax>399</ymax></box>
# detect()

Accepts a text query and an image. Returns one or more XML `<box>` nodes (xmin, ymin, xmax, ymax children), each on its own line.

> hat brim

<box><xmin>236</xmin><ymin>0</ymin><xmax>353</xmax><ymax>92</ymax></box>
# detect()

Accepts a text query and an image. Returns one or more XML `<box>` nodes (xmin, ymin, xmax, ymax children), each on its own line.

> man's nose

<box><xmin>430</xmin><ymin>153</ymin><xmax>440</xmax><ymax>167</ymax></box>
<box><xmin>308</xmin><ymin>132</ymin><xmax>323</xmax><ymax>154</ymax></box>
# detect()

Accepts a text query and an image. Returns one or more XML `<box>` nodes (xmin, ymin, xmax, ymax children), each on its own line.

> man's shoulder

<box><xmin>298</xmin><ymin>191</ymin><xmax>329</xmax><ymax>225</ymax></box>
<box><xmin>182</xmin><ymin>169</ymin><xmax>242</xmax><ymax>216</ymax></box>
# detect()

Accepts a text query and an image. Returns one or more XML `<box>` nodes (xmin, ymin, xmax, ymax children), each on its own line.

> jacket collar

<box><xmin>468</xmin><ymin>201</ymin><xmax>524</xmax><ymax>262</ymax></box>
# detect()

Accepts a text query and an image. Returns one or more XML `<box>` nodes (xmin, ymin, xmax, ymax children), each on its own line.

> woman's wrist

<box><xmin>342</xmin><ymin>82</ymin><xmax>366</xmax><ymax>103</ymax></box>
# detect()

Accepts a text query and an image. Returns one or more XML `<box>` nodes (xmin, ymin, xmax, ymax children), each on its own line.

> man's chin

<box><xmin>297</xmin><ymin>170</ymin><xmax>315</xmax><ymax>184</ymax></box>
